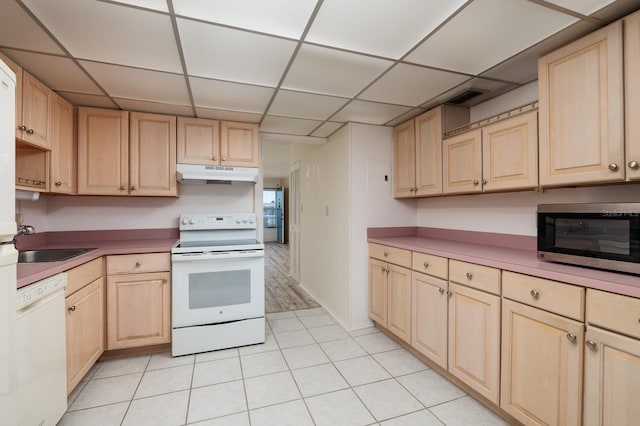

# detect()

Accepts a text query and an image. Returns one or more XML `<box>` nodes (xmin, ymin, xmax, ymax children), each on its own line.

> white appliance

<box><xmin>171</xmin><ymin>213</ymin><xmax>265</xmax><ymax>356</ymax></box>
<box><xmin>0</xmin><ymin>57</ymin><xmax>18</xmax><ymax>426</ymax></box>
<box><xmin>16</xmin><ymin>273</ymin><xmax>68</xmax><ymax>426</ymax></box>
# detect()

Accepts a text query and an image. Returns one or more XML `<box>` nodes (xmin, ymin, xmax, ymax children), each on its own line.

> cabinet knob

<box><xmin>135</xmin><ymin>262</ymin><xmax>141</xmax><ymax>267</ymax></box>
<box><xmin>438</xmin><ymin>287</ymin><xmax>445</xmax><ymax>295</ymax></box>
<box><xmin>213</xmin><ymin>156</ymin><xmax>218</xmax><ymax>161</ymax></box>
<box><xmin>608</xmin><ymin>163</ymin><xmax>619</xmax><ymax>171</ymax></box>
<box><xmin>162</xmin><ymin>278</ymin><xmax>168</xmax><ymax>284</ymax></box>
<box><xmin>482</xmin><ymin>179</ymin><xmax>487</xmax><ymax>185</ymax></box>
<box><xmin>131</xmin><ymin>185</ymin><xmax>137</xmax><ymax>191</ymax></box>
<box><xmin>566</xmin><ymin>332</ymin><xmax>577</xmax><ymax>343</ymax></box>
<box><xmin>423</xmin><ymin>261</ymin><xmax>429</xmax><ymax>268</ymax></box>
<box><xmin>586</xmin><ymin>340</ymin><xmax>598</xmax><ymax>351</ymax></box>
<box><xmin>222</xmin><ymin>157</ymin><xmax>227</xmax><ymax>161</ymax></box>
<box><xmin>26</xmin><ymin>128</ymin><xmax>34</xmax><ymax>135</ymax></box>
<box><xmin>530</xmin><ymin>289</ymin><xmax>540</xmax><ymax>299</ymax></box>
<box><xmin>447</xmin><ymin>290</ymin><xmax>453</xmax><ymax>298</ymax></box>
<box><xmin>383</xmin><ymin>251</ymin><xmax>388</xmax><ymax>257</ymax></box>
<box><xmin>67</xmin><ymin>305</ymin><xmax>76</xmax><ymax>312</ymax></box>
<box><xmin>465</xmin><ymin>272</ymin><xmax>472</xmax><ymax>280</ymax></box>
<box><xmin>120</xmin><ymin>186</ymin><xmax>126</xmax><ymax>191</ymax></box>
<box><xmin>55</xmin><ymin>181</ymin><xmax>62</xmax><ymax>187</ymax></box>
<box><xmin>628</xmin><ymin>161</ymin><xmax>639</xmax><ymax>170</ymax></box>
<box><xmin>18</xmin><ymin>125</ymin><xmax>27</xmax><ymax>131</ymax></box>
<box><xmin>473</xmin><ymin>179</ymin><xmax>479</xmax><ymax>186</ymax></box>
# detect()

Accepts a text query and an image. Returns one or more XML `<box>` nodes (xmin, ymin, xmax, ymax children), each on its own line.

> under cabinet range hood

<box><xmin>176</xmin><ymin>163</ymin><xmax>259</xmax><ymax>184</ymax></box>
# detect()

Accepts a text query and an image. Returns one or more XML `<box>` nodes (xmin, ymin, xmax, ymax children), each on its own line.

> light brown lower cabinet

<box><xmin>447</xmin><ymin>282</ymin><xmax>501</xmax><ymax>404</ymax></box>
<box><xmin>501</xmin><ymin>299</ymin><xmax>583</xmax><ymax>426</ymax></box>
<box><xmin>368</xmin><ymin>257</ymin><xmax>388</xmax><ymax>326</ymax></box>
<box><xmin>411</xmin><ymin>271</ymin><xmax>448</xmax><ymax>369</ymax></box>
<box><xmin>386</xmin><ymin>264</ymin><xmax>411</xmax><ymax>343</ymax></box>
<box><xmin>106</xmin><ymin>253</ymin><xmax>171</xmax><ymax>350</ymax></box>
<box><xmin>65</xmin><ymin>259</ymin><xmax>104</xmax><ymax>394</ymax></box>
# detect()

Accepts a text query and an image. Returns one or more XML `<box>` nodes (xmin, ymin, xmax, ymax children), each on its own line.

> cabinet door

<box><xmin>368</xmin><ymin>257</ymin><xmax>387</xmax><ymax>326</ymax></box>
<box><xmin>50</xmin><ymin>93</ymin><xmax>76</xmax><ymax>194</ymax></box>
<box><xmin>448</xmin><ymin>282</ymin><xmax>500</xmax><ymax>404</ymax></box>
<box><xmin>583</xmin><ymin>326</ymin><xmax>640</xmax><ymax>426</ymax></box>
<box><xmin>220</xmin><ymin>121</ymin><xmax>259</xmax><ymax>167</ymax></box>
<box><xmin>177</xmin><ymin>117</ymin><xmax>220</xmax><ymax>166</ymax></box>
<box><xmin>412</xmin><ymin>271</ymin><xmax>447</xmax><ymax>369</ymax></box>
<box><xmin>107</xmin><ymin>271</ymin><xmax>171</xmax><ymax>350</ymax></box>
<box><xmin>387</xmin><ymin>264</ymin><xmax>411</xmax><ymax>343</ymax></box>
<box><xmin>538</xmin><ymin>21</ymin><xmax>624</xmax><ymax>186</ymax></box>
<box><xmin>78</xmin><ymin>107</ymin><xmax>129</xmax><ymax>195</ymax></box>
<box><xmin>443</xmin><ymin>129</ymin><xmax>482</xmax><ymax>194</ymax></box>
<box><xmin>66</xmin><ymin>277</ymin><xmax>104</xmax><ymax>394</ymax></box>
<box><xmin>393</xmin><ymin>119</ymin><xmax>416</xmax><ymax>198</ymax></box>
<box><xmin>624</xmin><ymin>11</ymin><xmax>640</xmax><ymax>181</ymax></box>
<box><xmin>482</xmin><ymin>110</ymin><xmax>538</xmax><ymax>192</ymax></box>
<box><xmin>501</xmin><ymin>299</ymin><xmax>583</xmax><ymax>426</ymax></box>
<box><xmin>415</xmin><ymin>108</ymin><xmax>443</xmax><ymax>197</ymax></box>
<box><xmin>0</xmin><ymin>52</ymin><xmax>23</xmax><ymax>132</ymax></box>
<box><xmin>129</xmin><ymin>112</ymin><xmax>177</xmax><ymax>197</ymax></box>
<box><xmin>20</xmin><ymin>72</ymin><xmax>52</xmax><ymax>149</ymax></box>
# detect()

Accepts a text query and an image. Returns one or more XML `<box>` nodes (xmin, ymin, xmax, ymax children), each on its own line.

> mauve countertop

<box><xmin>368</xmin><ymin>227</ymin><xmax>640</xmax><ymax>299</ymax></box>
<box><xmin>17</xmin><ymin>229</ymin><xmax>178</xmax><ymax>289</ymax></box>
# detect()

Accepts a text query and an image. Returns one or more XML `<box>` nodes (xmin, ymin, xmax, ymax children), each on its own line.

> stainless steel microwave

<box><xmin>537</xmin><ymin>203</ymin><xmax>640</xmax><ymax>275</ymax></box>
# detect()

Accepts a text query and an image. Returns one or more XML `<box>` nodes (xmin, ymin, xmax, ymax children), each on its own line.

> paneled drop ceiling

<box><xmin>1</xmin><ymin>0</ymin><xmax>639</xmax><ymax>142</ymax></box>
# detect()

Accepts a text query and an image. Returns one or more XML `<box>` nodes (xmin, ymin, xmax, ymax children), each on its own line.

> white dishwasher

<box><xmin>16</xmin><ymin>273</ymin><xmax>68</xmax><ymax>426</ymax></box>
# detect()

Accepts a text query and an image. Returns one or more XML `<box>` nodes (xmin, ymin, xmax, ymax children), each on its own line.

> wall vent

<box><xmin>446</xmin><ymin>88</ymin><xmax>487</xmax><ymax>105</ymax></box>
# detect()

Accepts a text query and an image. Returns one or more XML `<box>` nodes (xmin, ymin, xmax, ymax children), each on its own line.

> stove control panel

<box><xmin>179</xmin><ymin>213</ymin><xmax>257</xmax><ymax>230</ymax></box>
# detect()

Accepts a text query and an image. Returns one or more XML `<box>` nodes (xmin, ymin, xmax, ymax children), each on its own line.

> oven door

<box><xmin>171</xmin><ymin>250</ymin><xmax>264</xmax><ymax>328</ymax></box>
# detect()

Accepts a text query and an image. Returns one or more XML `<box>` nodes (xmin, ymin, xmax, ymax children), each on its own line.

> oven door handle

<box><xmin>172</xmin><ymin>250</ymin><xmax>265</xmax><ymax>262</ymax></box>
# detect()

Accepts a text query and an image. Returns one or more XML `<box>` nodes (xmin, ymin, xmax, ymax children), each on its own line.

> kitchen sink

<box><xmin>18</xmin><ymin>248</ymin><xmax>97</xmax><ymax>263</ymax></box>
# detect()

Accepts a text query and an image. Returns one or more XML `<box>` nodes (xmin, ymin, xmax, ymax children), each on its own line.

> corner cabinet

<box><xmin>394</xmin><ymin>105</ymin><xmax>469</xmax><ymax>198</ymax></box>
<box><xmin>106</xmin><ymin>253</ymin><xmax>171</xmax><ymax>350</ymax></box>
<box><xmin>624</xmin><ymin>11</ymin><xmax>640</xmax><ymax>181</ymax></box>
<box><xmin>65</xmin><ymin>258</ymin><xmax>104</xmax><ymax>394</ymax></box>
<box><xmin>583</xmin><ymin>289</ymin><xmax>640</xmax><ymax>426</ymax></box>
<box><xmin>50</xmin><ymin>93</ymin><xmax>76</xmax><ymax>194</ymax></box>
<box><xmin>538</xmin><ymin>21</ymin><xmax>624</xmax><ymax>187</ymax></box>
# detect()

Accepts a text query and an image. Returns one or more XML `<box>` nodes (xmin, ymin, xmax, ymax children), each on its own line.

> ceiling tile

<box><xmin>405</xmin><ymin>0</ymin><xmax>578</xmax><ymax>74</ymax></box>
<box><xmin>590</xmin><ymin>0</ymin><xmax>640</xmax><ymax>21</ymax></box>
<box><xmin>56</xmin><ymin>92</ymin><xmax>118</xmax><ymax>109</ymax></box>
<box><xmin>480</xmin><ymin>20</ymin><xmax>598</xmax><ymax>83</ymax></box>
<box><xmin>190</xmin><ymin>77</ymin><xmax>274</xmax><ymax>113</ymax></box>
<box><xmin>359</xmin><ymin>64</ymin><xmax>468</xmax><ymax>107</ymax></box>
<box><xmin>0</xmin><ymin>0</ymin><xmax>64</xmax><ymax>54</ymax></box>
<box><xmin>306</xmin><ymin>0</ymin><xmax>467</xmax><ymax>59</ymax></box>
<box><xmin>385</xmin><ymin>108</ymin><xmax>427</xmax><ymax>127</ymax></box>
<box><xmin>543</xmin><ymin>0</ymin><xmax>616</xmax><ymax>15</ymax></box>
<box><xmin>1</xmin><ymin>49</ymin><xmax>102</xmax><ymax>94</ymax></box>
<box><xmin>196</xmin><ymin>108</ymin><xmax>262</xmax><ymax>123</ymax></box>
<box><xmin>268</xmin><ymin>90</ymin><xmax>349</xmax><ymax>120</ymax></box>
<box><xmin>421</xmin><ymin>77</ymin><xmax>517</xmax><ymax>110</ymax></box>
<box><xmin>178</xmin><ymin>19</ymin><xmax>296</xmax><ymax>86</ymax></box>
<box><xmin>282</xmin><ymin>44</ymin><xmax>392</xmax><ymax>97</ymax></box>
<box><xmin>311</xmin><ymin>122</ymin><xmax>346</xmax><ymax>138</ymax></box>
<box><xmin>23</xmin><ymin>0</ymin><xmax>182</xmax><ymax>72</ymax></box>
<box><xmin>110</xmin><ymin>0</ymin><xmax>169</xmax><ymax>12</ymax></box>
<box><xmin>331</xmin><ymin>100</ymin><xmax>412</xmax><ymax>125</ymax></box>
<box><xmin>80</xmin><ymin>61</ymin><xmax>190</xmax><ymax>105</ymax></box>
<box><xmin>173</xmin><ymin>0</ymin><xmax>317</xmax><ymax>39</ymax></box>
<box><xmin>260</xmin><ymin>116</ymin><xmax>323</xmax><ymax>135</ymax></box>
<box><xmin>114</xmin><ymin>98</ymin><xmax>194</xmax><ymax>116</ymax></box>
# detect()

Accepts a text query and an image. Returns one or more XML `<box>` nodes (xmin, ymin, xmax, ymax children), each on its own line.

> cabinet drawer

<box><xmin>503</xmin><ymin>271</ymin><xmax>584</xmax><ymax>321</ymax></box>
<box><xmin>369</xmin><ymin>243</ymin><xmax>411</xmax><ymax>268</ymax></box>
<box><xmin>449</xmin><ymin>259</ymin><xmax>500</xmax><ymax>295</ymax></box>
<box><xmin>587</xmin><ymin>289</ymin><xmax>640</xmax><ymax>339</ymax></box>
<box><xmin>412</xmin><ymin>252</ymin><xmax>448</xmax><ymax>279</ymax></box>
<box><xmin>66</xmin><ymin>258</ymin><xmax>103</xmax><ymax>296</ymax></box>
<box><xmin>107</xmin><ymin>253</ymin><xmax>170</xmax><ymax>275</ymax></box>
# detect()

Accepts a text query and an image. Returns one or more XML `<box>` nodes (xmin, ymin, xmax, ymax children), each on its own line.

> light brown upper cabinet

<box><xmin>394</xmin><ymin>105</ymin><xmax>469</xmax><ymax>198</ymax></box>
<box><xmin>50</xmin><ymin>93</ymin><xmax>76</xmax><ymax>194</ymax></box>
<box><xmin>444</xmin><ymin>110</ymin><xmax>538</xmax><ymax>195</ymax></box>
<box><xmin>78</xmin><ymin>108</ymin><xmax>177</xmax><ymax>197</ymax></box>
<box><xmin>538</xmin><ymin>21</ymin><xmax>624</xmax><ymax>187</ymax></box>
<box><xmin>624</xmin><ymin>11</ymin><xmax>640</xmax><ymax>181</ymax></box>
<box><xmin>177</xmin><ymin>118</ymin><xmax>259</xmax><ymax>168</ymax></box>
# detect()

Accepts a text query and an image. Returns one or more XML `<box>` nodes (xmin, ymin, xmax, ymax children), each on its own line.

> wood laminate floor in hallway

<box><xmin>265</xmin><ymin>242</ymin><xmax>320</xmax><ymax>313</ymax></box>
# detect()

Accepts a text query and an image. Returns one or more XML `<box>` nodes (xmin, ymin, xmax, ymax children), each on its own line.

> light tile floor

<box><xmin>59</xmin><ymin>308</ymin><xmax>509</xmax><ymax>426</ymax></box>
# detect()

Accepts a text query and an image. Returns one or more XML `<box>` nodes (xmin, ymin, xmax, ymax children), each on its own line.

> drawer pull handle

<box><xmin>438</xmin><ymin>288</ymin><xmax>445</xmax><ymax>295</ymax></box>
<box><xmin>135</xmin><ymin>262</ymin><xmax>141</xmax><ymax>267</ymax></box>
<box><xmin>423</xmin><ymin>261</ymin><xmax>429</xmax><ymax>268</ymax></box>
<box><xmin>465</xmin><ymin>272</ymin><xmax>472</xmax><ymax>280</ymax></box>
<box><xmin>383</xmin><ymin>251</ymin><xmax>388</xmax><ymax>257</ymax></box>
<box><xmin>68</xmin><ymin>305</ymin><xmax>76</xmax><ymax>312</ymax></box>
<box><xmin>566</xmin><ymin>332</ymin><xmax>577</xmax><ymax>343</ymax></box>
<box><xmin>530</xmin><ymin>289</ymin><xmax>540</xmax><ymax>299</ymax></box>
<box><xmin>586</xmin><ymin>340</ymin><xmax>598</xmax><ymax>351</ymax></box>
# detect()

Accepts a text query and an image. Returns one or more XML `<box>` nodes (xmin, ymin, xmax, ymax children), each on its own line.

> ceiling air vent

<box><xmin>446</xmin><ymin>88</ymin><xmax>487</xmax><ymax>105</ymax></box>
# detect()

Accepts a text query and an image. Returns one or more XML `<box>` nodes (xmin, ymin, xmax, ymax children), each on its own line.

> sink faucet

<box><xmin>12</xmin><ymin>224</ymin><xmax>35</xmax><ymax>247</ymax></box>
